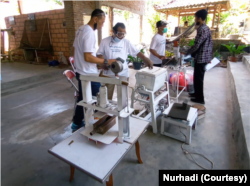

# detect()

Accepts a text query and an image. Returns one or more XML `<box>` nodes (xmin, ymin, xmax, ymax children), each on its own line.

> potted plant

<box><xmin>222</xmin><ymin>42</ymin><xmax>250</xmax><ymax>62</ymax></box>
<box><xmin>214</xmin><ymin>50</ymin><xmax>221</xmax><ymax>60</ymax></box>
<box><xmin>127</xmin><ymin>49</ymin><xmax>145</xmax><ymax>70</ymax></box>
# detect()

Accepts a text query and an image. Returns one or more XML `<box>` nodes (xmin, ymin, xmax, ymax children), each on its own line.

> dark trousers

<box><xmin>193</xmin><ymin>62</ymin><xmax>207</xmax><ymax>101</ymax></box>
<box><xmin>72</xmin><ymin>73</ymin><xmax>101</xmax><ymax>125</ymax></box>
<box><xmin>153</xmin><ymin>64</ymin><xmax>162</xmax><ymax>67</ymax></box>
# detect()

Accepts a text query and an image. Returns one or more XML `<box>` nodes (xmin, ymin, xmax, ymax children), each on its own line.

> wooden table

<box><xmin>48</xmin><ymin>117</ymin><xmax>149</xmax><ymax>186</ymax></box>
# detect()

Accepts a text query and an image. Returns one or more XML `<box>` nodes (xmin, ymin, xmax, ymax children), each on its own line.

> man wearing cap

<box><xmin>149</xmin><ymin>20</ymin><xmax>168</xmax><ymax>67</ymax></box>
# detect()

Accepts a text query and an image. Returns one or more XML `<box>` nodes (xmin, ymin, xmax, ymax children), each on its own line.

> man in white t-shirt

<box><xmin>72</xmin><ymin>9</ymin><xmax>116</xmax><ymax>132</ymax></box>
<box><xmin>97</xmin><ymin>22</ymin><xmax>153</xmax><ymax>99</ymax></box>
<box><xmin>149</xmin><ymin>20</ymin><xmax>168</xmax><ymax>67</ymax></box>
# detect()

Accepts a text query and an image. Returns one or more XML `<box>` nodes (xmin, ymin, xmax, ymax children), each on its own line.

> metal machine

<box><xmin>131</xmin><ymin>67</ymin><xmax>170</xmax><ymax>134</ymax></box>
<box><xmin>78</xmin><ymin>58</ymin><xmax>133</xmax><ymax>144</ymax></box>
<box><xmin>110</xmin><ymin>57</ymin><xmax>124</xmax><ymax>76</ymax></box>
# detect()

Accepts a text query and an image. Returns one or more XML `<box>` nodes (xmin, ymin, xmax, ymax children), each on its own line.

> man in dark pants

<box><xmin>71</xmin><ymin>9</ymin><xmax>116</xmax><ymax>132</ymax></box>
<box><xmin>184</xmin><ymin>9</ymin><xmax>213</xmax><ymax>104</ymax></box>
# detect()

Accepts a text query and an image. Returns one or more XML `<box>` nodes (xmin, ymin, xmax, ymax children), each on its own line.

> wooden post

<box><xmin>139</xmin><ymin>15</ymin><xmax>143</xmax><ymax>43</ymax></box>
<box><xmin>178</xmin><ymin>12</ymin><xmax>180</xmax><ymax>27</ymax></box>
<box><xmin>217</xmin><ymin>12</ymin><xmax>221</xmax><ymax>29</ymax></box>
<box><xmin>165</xmin><ymin>12</ymin><xmax>168</xmax><ymax>21</ymax></box>
<box><xmin>109</xmin><ymin>7</ymin><xmax>113</xmax><ymax>36</ymax></box>
<box><xmin>18</xmin><ymin>0</ymin><xmax>22</xmax><ymax>15</ymax></box>
<box><xmin>212</xmin><ymin>8</ymin><xmax>216</xmax><ymax>28</ymax></box>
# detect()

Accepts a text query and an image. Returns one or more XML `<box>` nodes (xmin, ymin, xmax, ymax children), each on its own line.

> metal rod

<box><xmin>47</xmin><ymin>18</ymin><xmax>52</xmax><ymax>45</ymax></box>
<box><xmin>39</xmin><ymin>20</ymin><xmax>46</xmax><ymax>48</ymax></box>
<box><xmin>35</xmin><ymin>50</ymin><xmax>38</xmax><ymax>63</ymax></box>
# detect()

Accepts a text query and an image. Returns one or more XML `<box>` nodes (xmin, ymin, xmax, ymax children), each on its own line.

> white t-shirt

<box><xmin>73</xmin><ymin>24</ymin><xmax>98</xmax><ymax>75</ymax></box>
<box><xmin>149</xmin><ymin>33</ymin><xmax>166</xmax><ymax>64</ymax></box>
<box><xmin>97</xmin><ymin>36</ymin><xmax>140</xmax><ymax>77</ymax></box>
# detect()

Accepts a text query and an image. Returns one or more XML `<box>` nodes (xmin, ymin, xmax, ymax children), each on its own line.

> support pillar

<box><xmin>165</xmin><ymin>12</ymin><xmax>168</xmax><ymax>21</ymax></box>
<box><xmin>64</xmin><ymin>1</ymin><xmax>75</xmax><ymax>56</ymax></box>
<box><xmin>139</xmin><ymin>15</ymin><xmax>143</xmax><ymax>43</ymax></box>
<box><xmin>109</xmin><ymin>7</ymin><xmax>114</xmax><ymax>36</ymax></box>
<box><xmin>95</xmin><ymin>1</ymin><xmax>102</xmax><ymax>46</ymax></box>
<box><xmin>178</xmin><ymin>12</ymin><xmax>180</xmax><ymax>27</ymax></box>
<box><xmin>18</xmin><ymin>0</ymin><xmax>23</xmax><ymax>15</ymax></box>
<box><xmin>212</xmin><ymin>8</ymin><xmax>216</xmax><ymax>28</ymax></box>
<box><xmin>217</xmin><ymin>13</ymin><xmax>221</xmax><ymax>29</ymax></box>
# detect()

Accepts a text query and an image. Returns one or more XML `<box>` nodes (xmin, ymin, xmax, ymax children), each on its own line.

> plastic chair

<box><xmin>63</xmin><ymin>70</ymin><xmax>79</xmax><ymax>117</ymax></box>
<box><xmin>69</xmin><ymin>57</ymin><xmax>76</xmax><ymax>73</ymax></box>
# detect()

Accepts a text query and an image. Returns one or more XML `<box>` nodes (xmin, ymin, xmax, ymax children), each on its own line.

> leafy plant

<box><xmin>127</xmin><ymin>49</ymin><xmax>145</xmax><ymax>63</ymax></box>
<box><xmin>181</xmin><ymin>16</ymin><xmax>195</xmax><ymax>26</ymax></box>
<box><xmin>179</xmin><ymin>36</ymin><xmax>188</xmax><ymax>48</ymax></box>
<box><xmin>188</xmin><ymin>39</ymin><xmax>195</xmax><ymax>47</ymax></box>
<box><xmin>222</xmin><ymin>42</ymin><xmax>250</xmax><ymax>57</ymax></box>
<box><xmin>214</xmin><ymin>50</ymin><xmax>221</xmax><ymax>59</ymax></box>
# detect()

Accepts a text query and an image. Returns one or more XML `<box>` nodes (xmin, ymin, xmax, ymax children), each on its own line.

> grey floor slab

<box><xmin>1</xmin><ymin>66</ymin><xmax>239</xmax><ymax>186</ymax></box>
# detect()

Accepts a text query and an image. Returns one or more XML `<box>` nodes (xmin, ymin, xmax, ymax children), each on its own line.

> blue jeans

<box><xmin>72</xmin><ymin>73</ymin><xmax>101</xmax><ymax>126</ymax></box>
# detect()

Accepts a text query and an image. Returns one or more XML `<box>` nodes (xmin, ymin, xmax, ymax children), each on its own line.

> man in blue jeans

<box><xmin>71</xmin><ymin>9</ymin><xmax>116</xmax><ymax>132</ymax></box>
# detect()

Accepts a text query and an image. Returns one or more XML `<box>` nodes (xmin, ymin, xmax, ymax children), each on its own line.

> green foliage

<box><xmin>146</xmin><ymin>0</ymin><xmax>166</xmax><ymax>35</ymax></box>
<box><xmin>181</xmin><ymin>14</ymin><xmax>212</xmax><ymax>26</ymax></box>
<box><xmin>123</xmin><ymin>11</ymin><xmax>130</xmax><ymax>21</ymax></box>
<box><xmin>188</xmin><ymin>39</ymin><xmax>195</xmax><ymax>47</ymax></box>
<box><xmin>147</xmin><ymin>13</ymin><xmax>165</xmax><ymax>34</ymax></box>
<box><xmin>127</xmin><ymin>49</ymin><xmax>145</xmax><ymax>63</ymax></box>
<box><xmin>214</xmin><ymin>50</ymin><xmax>221</xmax><ymax>59</ymax></box>
<box><xmin>218</xmin><ymin>12</ymin><xmax>230</xmax><ymax>24</ymax></box>
<box><xmin>219</xmin><ymin>0</ymin><xmax>249</xmax><ymax>37</ymax></box>
<box><xmin>222</xmin><ymin>42</ymin><xmax>250</xmax><ymax>57</ymax></box>
<box><xmin>181</xmin><ymin>16</ymin><xmax>195</xmax><ymax>26</ymax></box>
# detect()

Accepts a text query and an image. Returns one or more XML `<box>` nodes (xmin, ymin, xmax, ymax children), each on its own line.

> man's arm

<box><xmin>137</xmin><ymin>52</ymin><xmax>153</xmax><ymax>69</ymax></box>
<box><xmin>97</xmin><ymin>55</ymin><xmax>104</xmax><ymax>59</ymax></box>
<box><xmin>149</xmin><ymin>49</ymin><xmax>165</xmax><ymax>60</ymax></box>
<box><xmin>186</xmin><ymin>28</ymin><xmax>207</xmax><ymax>55</ymax></box>
<box><xmin>84</xmin><ymin>53</ymin><xmax>115</xmax><ymax>65</ymax></box>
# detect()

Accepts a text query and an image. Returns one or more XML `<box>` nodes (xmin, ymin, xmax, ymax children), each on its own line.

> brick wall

<box><xmin>4</xmin><ymin>9</ymin><xmax>70</xmax><ymax>62</ymax></box>
<box><xmin>64</xmin><ymin>1</ymin><xmax>96</xmax><ymax>56</ymax></box>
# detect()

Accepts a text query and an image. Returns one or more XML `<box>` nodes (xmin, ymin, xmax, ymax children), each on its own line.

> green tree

<box><xmin>147</xmin><ymin>13</ymin><xmax>165</xmax><ymax>34</ymax></box>
<box><xmin>181</xmin><ymin>16</ymin><xmax>195</xmax><ymax>26</ymax></box>
<box><xmin>219</xmin><ymin>0</ymin><xmax>249</xmax><ymax>37</ymax></box>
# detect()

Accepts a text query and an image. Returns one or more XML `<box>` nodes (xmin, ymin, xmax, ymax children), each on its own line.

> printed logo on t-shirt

<box><xmin>160</xmin><ymin>40</ymin><xmax>165</xmax><ymax>44</ymax></box>
<box><xmin>109</xmin><ymin>45</ymin><xmax>123</xmax><ymax>53</ymax></box>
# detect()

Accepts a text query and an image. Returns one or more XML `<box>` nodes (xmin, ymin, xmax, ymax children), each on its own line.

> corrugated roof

<box><xmin>154</xmin><ymin>0</ymin><xmax>230</xmax><ymax>10</ymax></box>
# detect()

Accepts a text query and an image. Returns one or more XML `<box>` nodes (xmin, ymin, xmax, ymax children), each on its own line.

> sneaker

<box><xmin>71</xmin><ymin>121</ymin><xmax>85</xmax><ymax>132</ymax></box>
<box><xmin>190</xmin><ymin>98</ymin><xmax>205</xmax><ymax>104</ymax></box>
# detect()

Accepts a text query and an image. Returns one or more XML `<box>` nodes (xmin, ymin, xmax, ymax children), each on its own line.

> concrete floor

<box><xmin>1</xmin><ymin>62</ymin><xmax>61</xmax><ymax>83</ymax></box>
<box><xmin>1</xmin><ymin>63</ymin><xmax>239</xmax><ymax>186</ymax></box>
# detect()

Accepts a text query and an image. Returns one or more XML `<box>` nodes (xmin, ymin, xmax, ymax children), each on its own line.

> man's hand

<box><xmin>158</xmin><ymin>56</ymin><xmax>166</xmax><ymax>60</ymax></box>
<box><xmin>137</xmin><ymin>52</ymin><xmax>153</xmax><ymax>69</ymax></box>
<box><xmin>107</xmin><ymin>59</ymin><xmax>116</xmax><ymax>65</ymax></box>
<box><xmin>98</xmin><ymin>64</ymin><xmax>109</xmax><ymax>70</ymax></box>
<box><xmin>143</xmin><ymin>57</ymin><xmax>153</xmax><ymax>69</ymax></box>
